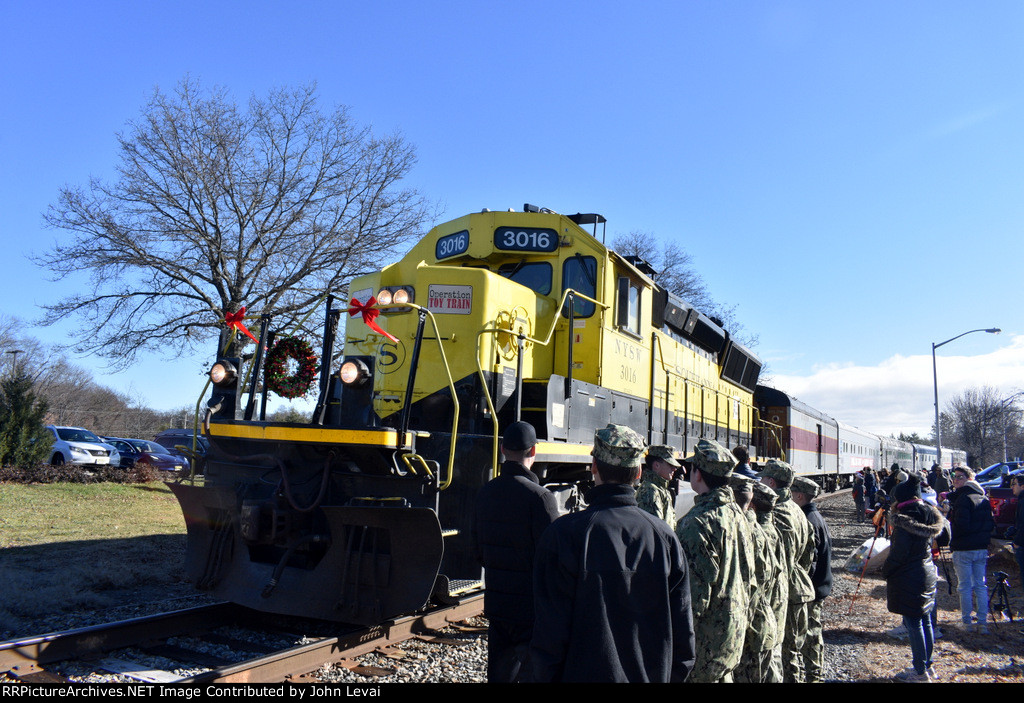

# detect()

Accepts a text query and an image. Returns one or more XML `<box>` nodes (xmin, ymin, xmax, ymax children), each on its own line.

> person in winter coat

<box><xmin>865</xmin><ymin>469</ymin><xmax>877</xmax><ymax>509</ymax></box>
<box><xmin>1011</xmin><ymin>474</ymin><xmax>1024</xmax><ymax>591</ymax></box>
<box><xmin>528</xmin><ymin>424</ymin><xmax>695</xmax><ymax>683</ymax></box>
<box><xmin>852</xmin><ymin>475</ymin><xmax>866</xmax><ymax>523</ymax></box>
<box><xmin>883</xmin><ymin>475</ymin><xmax>949</xmax><ymax>683</ymax></box>
<box><xmin>928</xmin><ymin>463</ymin><xmax>951</xmax><ymax>493</ymax></box>
<box><xmin>473</xmin><ymin>421</ymin><xmax>560</xmax><ymax>682</ymax></box>
<box><xmin>946</xmin><ymin>466</ymin><xmax>994</xmax><ymax>632</ymax></box>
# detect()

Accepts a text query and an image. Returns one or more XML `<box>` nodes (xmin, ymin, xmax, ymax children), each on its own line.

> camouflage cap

<box><xmin>729</xmin><ymin>474</ymin><xmax>755</xmax><ymax>490</ymax></box>
<box><xmin>592</xmin><ymin>424</ymin><xmax>647</xmax><ymax>469</ymax></box>
<box><xmin>729</xmin><ymin>474</ymin><xmax>755</xmax><ymax>504</ymax></box>
<box><xmin>791</xmin><ymin>475</ymin><xmax>820</xmax><ymax>498</ymax></box>
<box><xmin>758</xmin><ymin>459</ymin><xmax>794</xmax><ymax>487</ymax></box>
<box><xmin>647</xmin><ymin>444</ymin><xmax>681</xmax><ymax>468</ymax></box>
<box><xmin>684</xmin><ymin>438</ymin><xmax>737</xmax><ymax>478</ymax></box>
<box><xmin>750</xmin><ymin>480</ymin><xmax>778</xmax><ymax>511</ymax></box>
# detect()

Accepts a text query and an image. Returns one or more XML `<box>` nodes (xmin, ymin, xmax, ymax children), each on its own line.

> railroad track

<box><xmin>1</xmin><ymin>594</ymin><xmax>483</xmax><ymax>684</ymax></box>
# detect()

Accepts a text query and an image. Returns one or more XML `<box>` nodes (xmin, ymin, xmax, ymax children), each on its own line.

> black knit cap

<box><xmin>892</xmin><ymin>473</ymin><xmax>922</xmax><ymax>503</ymax></box>
<box><xmin>502</xmin><ymin>421</ymin><xmax>537</xmax><ymax>451</ymax></box>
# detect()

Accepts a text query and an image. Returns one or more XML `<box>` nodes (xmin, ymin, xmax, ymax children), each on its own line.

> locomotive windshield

<box><xmin>497</xmin><ymin>260</ymin><xmax>552</xmax><ymax>295</ymax></box>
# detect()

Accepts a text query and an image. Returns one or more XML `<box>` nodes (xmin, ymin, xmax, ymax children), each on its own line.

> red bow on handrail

<box><xmin>348</xmin><ymin>297</ymin><xmax>399</xmax><ymax>343</ymax></box>
<box><xmin>224</xmin><ymin>307</ymin><xmax>259</xmax><ymax>344</ymax></box>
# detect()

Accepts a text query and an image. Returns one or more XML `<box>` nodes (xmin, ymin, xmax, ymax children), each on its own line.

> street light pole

<box><xmin>932</xmin><ymin>327</ymin><xmax>1000</xmax><ymax>469</ymax></box>
<box><xmin>999</xmin><ymin>392</ymin><xmax>1023</xmax><ymax>463</ymax></box>
<box><xmin>4</xmin><ymin>349</ymin><xmax>23</xmax><ymax>377</ymax></box>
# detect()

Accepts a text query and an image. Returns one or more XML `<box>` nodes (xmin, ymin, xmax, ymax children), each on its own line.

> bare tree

<box><xmin>612</xmin><ymin>230</ymin><xmax>714</xmax><ymax>310</ymax></box>
<box><xmin>37</xmin><ymin>78</ymin><xmax>434</xmax><ymax>367</ymax></box>
<box><xmin>611</xmin><ymin>230</ymin><xmax>758</xmax><ymax>348</ymax></box>
<box><xmin>942</xmin><ymin>386</ymin><xmax>1023</xmax><ymax>468</ymax></box>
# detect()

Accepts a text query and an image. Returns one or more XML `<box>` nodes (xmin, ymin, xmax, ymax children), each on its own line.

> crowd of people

<box><xmin>473</xmin><ymin>421</ymin><xmax>835</xmax><ymax>683</ymax></box>
<box><xmin>861</xmin><ymin>461</ymin><xmax>1011</xmax><ymax>682</ymax></box>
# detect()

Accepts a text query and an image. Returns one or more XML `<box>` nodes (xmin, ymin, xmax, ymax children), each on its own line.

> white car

<box><xmin>46</xmin><ymin>425</ymin><xmax>121</xmax><ymax>468</ymax></box>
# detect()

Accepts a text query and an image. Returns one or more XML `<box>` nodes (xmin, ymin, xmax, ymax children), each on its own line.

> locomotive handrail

<box><xmin>476</xmin><ymin>287</ymin><xmax>608</xmax><ymax>478</ymax></box>
<box><xmin>398</xmin><ymin>452</ymin><xmax>434</xmax><ymax>478</ymax></box>
<box><xmin>190</xmin><ymin>326</ymin><xmax>251</xmax><ymax>480</ymax></box>
<box><xmin>376</xmin><ymin>301</ymin><xmax>460</xmax><ymax>490</ymax></box>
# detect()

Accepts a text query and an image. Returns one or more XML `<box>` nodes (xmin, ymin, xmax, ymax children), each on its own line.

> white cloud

<box><xmin>768</xmin><ymin>335</ymin><xmax>1024</xmax><ymax>437</ymax></box>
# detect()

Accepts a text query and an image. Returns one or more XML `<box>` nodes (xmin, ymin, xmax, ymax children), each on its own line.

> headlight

<box><xmin>70</xmin><ymin>446</ymin><xmax>89</xmax><ymax>457</ymax></box>
<box><xmin>209</xmin><ymin>359</ymin><xmax>238</xmax><ymax>387</ymax></box>
<box><xmin>339</xmin><ymin>359</ymin><xmax>371</xmax><ymax>386</ymax></box>
<box><xmin>375</xmin><ymin>286</ymin><xmax>414</xmax><ymax>311</ymax></box>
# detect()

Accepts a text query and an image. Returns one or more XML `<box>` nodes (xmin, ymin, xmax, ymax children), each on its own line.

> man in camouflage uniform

<box><xmin>792</xmin><ymin>475</ymin><xmax>832</xmax><ymax>684</ymax></box>
<box><xmin>733</xmin><ymin>477</ymin><xmax>783</xmax><ymax>683</ymax></box>
<box><xmin>675</xmin><ymin>439</ymin><xmax>754</xmax><ymax>683</ymax></box>
<box><xmin>529</xmin><ymin>425</ymin><xmax>695</xmax><ymax>682</ymax></box>
<box><xmin>759</xmin><ymin>460</ymin><xmax>815</xmax><ymax>683</ymax></box>
<box><xmin>636</xmin><ymin>444</ymin><xmax>680</xmax><ymax>527</ymax></box>
<box><xmin>755</xmin><ymin>480</ymin><xmax>788</xmax><ymax>682</ymax></box>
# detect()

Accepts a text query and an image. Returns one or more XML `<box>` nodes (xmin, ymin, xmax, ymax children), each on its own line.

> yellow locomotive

<box><xmin>171</xmin><ymin>204</ymin><xmax>762</xmax><ymax>624</ymax></box>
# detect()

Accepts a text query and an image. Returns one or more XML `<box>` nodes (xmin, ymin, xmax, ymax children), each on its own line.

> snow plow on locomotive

<box><xmin>170</xmin><ymin>204</ymin><xmax>764</xmax><ymax>624</ymax></box>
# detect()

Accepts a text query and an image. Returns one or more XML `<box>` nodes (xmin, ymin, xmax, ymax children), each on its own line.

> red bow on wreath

<box><xmin>348</xmin><ymin>297</ymin><xmax>399</xmax><ymax>343</ymax></box>
<box><xmin>224</xmin><ymin>307</ymin><xmax>259</xmax><ymax>344</ymax></box>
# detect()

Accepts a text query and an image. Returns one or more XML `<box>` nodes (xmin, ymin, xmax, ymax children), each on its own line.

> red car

<box><xmin>989</xmin><ymin>485</ymin><xmax>1020</xmax><ymax>535</ymax></box>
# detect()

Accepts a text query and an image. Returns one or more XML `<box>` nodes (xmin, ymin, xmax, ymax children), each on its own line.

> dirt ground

<box><xmin>820</xmin><ymin>494</ymin><xmax>1024</xmax><ymax>684</ymax></box>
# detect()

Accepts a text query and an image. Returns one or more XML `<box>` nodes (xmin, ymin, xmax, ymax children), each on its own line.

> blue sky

<box><xmin>2</xmin><ymin>1</ymin><xmax>1022</xmax><ymax>438</ymax></box>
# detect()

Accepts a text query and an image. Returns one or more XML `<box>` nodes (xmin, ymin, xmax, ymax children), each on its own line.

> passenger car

<box><xmin>45</xmin><ymin>426</ymin><xmax>120</xmax><ymax>468</ymax></box>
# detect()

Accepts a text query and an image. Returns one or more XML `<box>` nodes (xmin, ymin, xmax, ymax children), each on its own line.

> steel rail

<box><xmin>0</xmin><ymin>602</ymin><xmax>245</xmax><ymax>679</ymax></box>
<box><xmin>1</xmin><ymin>594</ymin><xmax>484</xmax><ymax>684</ymax></box>
<box><xmin>179</xmin><ymin>593</ymin><xmax>484</xmax><ymax>683</ymax></box>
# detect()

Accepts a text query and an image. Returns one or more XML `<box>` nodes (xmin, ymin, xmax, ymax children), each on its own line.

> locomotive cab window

<box><xmin>616</xmin><ymin>276</ymin><xmax>643</xmax><ymax>338</ymax></box>
<box><xmin>561</xmin><ymin>255</ymin><xmax>597</xmax><ymax>318</ymax></box>
<box><xmin>497</xmin><ymin>260</ymin><xmax>552</xmax><ymax>295</ymax></box>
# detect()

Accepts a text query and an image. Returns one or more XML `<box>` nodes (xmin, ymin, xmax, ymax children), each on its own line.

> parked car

<box><xmin>152</xmin><ymin>429</ymin><xmax>209</xmax><ymax>469</ymax></box>
<box><xmin>45</xmin><ymin>425</ymin><xmax>120</xmax><ymax>468</ymax></box>
<box><xmin>102</xmin><ymin>437</ymin><xmax>189</xmax><ymax>472</ymax></box>
<box><xmin>977</xmin><ymin>461</ymin><xmax>1024</xmax><ymax>490</ymax></box>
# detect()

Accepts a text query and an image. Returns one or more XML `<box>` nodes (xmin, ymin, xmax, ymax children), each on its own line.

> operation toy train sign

<box><xmin>427</xmin><ymin>284</ymin><xmax>473</xmax><ymax>314</ymax></box>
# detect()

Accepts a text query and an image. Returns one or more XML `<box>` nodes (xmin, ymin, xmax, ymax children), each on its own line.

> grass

<box><xmin>0</xmin><ymin>481</ymin><xmax>186</xmax><ymax>547</ymax></box>
<box><xmin>0</xmin><ymin>480</ymin><xmax>192</xmax><ymax>637</ymax></box>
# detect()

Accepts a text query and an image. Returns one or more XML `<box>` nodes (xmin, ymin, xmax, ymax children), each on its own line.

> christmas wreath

<box><xmin>265</xmin><ymin>336</ymin><xmax>319</xmax><ymax>399</ymax></box>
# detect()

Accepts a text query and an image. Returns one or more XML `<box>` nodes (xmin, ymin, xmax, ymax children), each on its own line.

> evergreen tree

<box><xmin>0</xmin><ymin>367</ymin><xmax>53</xmax><ymax>467</ymax></box>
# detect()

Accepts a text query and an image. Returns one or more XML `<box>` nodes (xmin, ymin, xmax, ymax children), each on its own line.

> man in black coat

<box><xmin>528</xmin><ymin>424</ymin><xmax>695</xmax><ymax>682</ymax></box>
<box><xmin>473</xmin><ymin>421</ymin><xmax>560</xmax><ymax>682</ymax></box>
<box><xmin>791</xmin><ymin>476</ymin><xmax>832</xmax><ymax>683</ymax></box>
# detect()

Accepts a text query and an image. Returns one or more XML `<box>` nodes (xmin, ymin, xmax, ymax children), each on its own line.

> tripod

<box><xmin>988</xmin><ymin>571</ymin><xmax>1014</xmax><ymax>623</ymax></box>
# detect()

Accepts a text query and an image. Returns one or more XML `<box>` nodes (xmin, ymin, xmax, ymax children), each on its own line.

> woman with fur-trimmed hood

<box><xmin>882</xmin><ymin>474</ymin><xmax>949</xmax><ymax>682</ymax></box>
